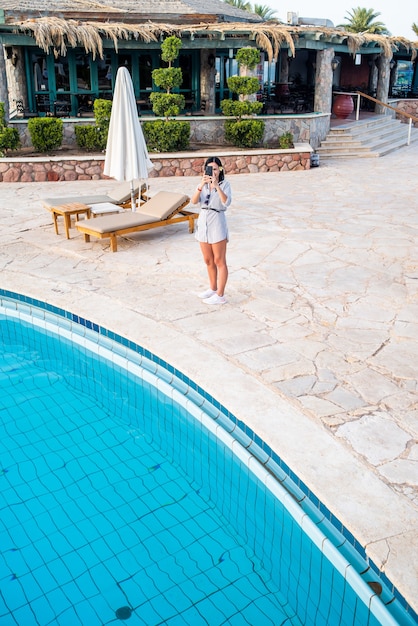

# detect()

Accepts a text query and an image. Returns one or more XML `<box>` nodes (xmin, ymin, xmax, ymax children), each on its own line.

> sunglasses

<box><xmin>204</xmin><ymin>193</ymin><xmax>211</xmax><ymax>206</ymax></box>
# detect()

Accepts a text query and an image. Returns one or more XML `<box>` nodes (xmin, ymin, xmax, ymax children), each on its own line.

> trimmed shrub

<box><xmin>93</xmin><ymin>99</ymin><xmax>112</xmax><ymax>149</ymax></box>
<box><xmin>0</xmin><ymin>102</ymin><xmax>20</xmax><ymax>156</ymax></box>
<box><xmin>221</xmin><ymin>47</ymin><xmax>265</xmax><ymax>148</ymax></box>
<box><xmin>27</xmin><ymin>117</ymin><xmax>63</xmax><ymax>152</ymax></box>
<box><xmin>224</xmin><ymin>119</ymin><xmax>265</xmax><ymax>148</ymax></box>
<box><xmin>149</xmin><ymin>93</ymin><xmax>185</xmax><ymax>118</ymax></box>
<box><xmin>160</xmin><ymin>35</ymin><xmax>182</xmax><ymax>62</ymax></box>
<box><xmin>227</xmin><ymin>76</ymin><xmax>261</xmax><ymax>96</ymax></box>
<box><xmin>235</xmin><ymin>47</ymin><xmax>262</xmax><ymax>68</ymax></box>
<box><xmin>221</xmin><ymin>99</ymin><xmax>263</xmax><ymax>117</ymax></box>
<box><xmin>147</xmin><ymin>35</ymin><xmax>190</xmax><ymax>150</ymax></box>
<box><xmin>75</xmin><ymin>125</ymin><xmax>101</xmax><ymax>151</ymax></box>
<box><xmin>0</xmin><ymin>127</ymin><xmax>20</xmax><ymax>156</ymax></box>
<box><xmin>151</xmin><ymin>35</ymin><xmax>188</xmax><ymax>122</ymax></box>
<box><xmin>152</xmin><ymin>67</ymin><xmax>183</xmax><ymax>91</ymax></box>
<box><xmin>142</xmin><ymin>119</ymin><xmax>190</xmax><ymax>152</ymax></box>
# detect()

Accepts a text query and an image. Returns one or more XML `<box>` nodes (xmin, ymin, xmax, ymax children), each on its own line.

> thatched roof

<box><xmin>0</xmin><ymin>0</ymin><xmax>263</xmax><ymax>23</ymax></box>
<box><xmin>7</xmin><ymin>17</ymin><xmax>417</xmax><ymax>62</ymax></box>
<box><xmin>0</xmin><ymin>1</ymin><xmax>416</xmax><ymax>61</ymax></box>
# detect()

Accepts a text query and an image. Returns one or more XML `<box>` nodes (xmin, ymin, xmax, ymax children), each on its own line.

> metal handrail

<box><xmin>356</xmin><ymin>90</ymin><xmax>418</xmax><ymax>146</ymax></box>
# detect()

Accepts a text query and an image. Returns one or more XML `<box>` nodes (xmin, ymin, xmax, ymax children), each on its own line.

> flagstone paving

<box><xmin>1</xmin><ymin>142</ymin><xmax>417</xmax><ymax>616</ymax></box>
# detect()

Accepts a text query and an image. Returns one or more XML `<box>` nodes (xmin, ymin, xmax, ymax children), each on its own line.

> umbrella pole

<box><xmin>130</xmin><ymin>181</ymin><xmax>136</xmax><ymax>212</ymax></box>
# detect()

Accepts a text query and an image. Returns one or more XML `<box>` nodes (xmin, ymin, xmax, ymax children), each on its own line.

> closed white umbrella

<box><xmin>104</xmin><ymin>67</ymin><xmax>153</xmax><ymax>211</ymax></box>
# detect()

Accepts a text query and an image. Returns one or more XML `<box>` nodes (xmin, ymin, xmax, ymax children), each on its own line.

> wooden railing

<box><xmin>356</xmin><ymin>91</ymin><xmax>418</xmax><ymax>145</ymax></box>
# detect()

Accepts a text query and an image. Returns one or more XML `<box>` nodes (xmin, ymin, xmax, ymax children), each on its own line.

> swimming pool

<box><xmin>0</xmin><ymin>292</ymin><xmax>416</xmax><ymax>625</ymax></box>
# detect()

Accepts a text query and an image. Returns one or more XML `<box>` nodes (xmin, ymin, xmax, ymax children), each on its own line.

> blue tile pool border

<box><xmin>1</xmin><ymin>288</ymin><xmax>417</xmax><ymax>625</ymax></box>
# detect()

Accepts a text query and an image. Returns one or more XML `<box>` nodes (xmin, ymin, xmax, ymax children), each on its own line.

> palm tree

<box><xmin>338</xmin><ymin>7</ymin><xmax>390</xmax><ymax>34</ymax></box>
<box><xmin>253</xmin><ymin>4</ymin><xmax>278</xmax><ymax>21</ymax></box>
<box><xmin>224</xmin><ymin>0</ymin><xmax>252</xmax><ymax>11</ymax></box>
<box><xmin>412</xmin><ymin>23</ymin><xmax>418</xmax><ymax>37</ymax></box>
<box><xmin>224</xmin><ymin>0</ymin><xmax>279</xmax><ymax>21</ymax></box>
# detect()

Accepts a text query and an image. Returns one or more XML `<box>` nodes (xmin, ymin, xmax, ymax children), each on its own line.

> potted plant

<box><xmin>278</xmin><ymin>131</ymin><xmax>294</xmax><ymax>149</ymax></box>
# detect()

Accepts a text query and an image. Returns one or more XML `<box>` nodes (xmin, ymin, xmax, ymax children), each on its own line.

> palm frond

<box><xmin>12</xmin><ymin>18</ymin><xmax>418</xmax><ymax>62</ymax></box>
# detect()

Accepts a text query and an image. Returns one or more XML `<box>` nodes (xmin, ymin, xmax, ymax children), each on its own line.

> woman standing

<box><xmin>191</xmin><ymin>156</ymin><xmax>232</xmax><ymax>305</ymax></box>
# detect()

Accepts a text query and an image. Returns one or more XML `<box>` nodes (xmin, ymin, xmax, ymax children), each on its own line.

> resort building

<box><xmin>0</xmin><ymin>0</ymin><xmax>417</xmax><ymax>142</ymax></box>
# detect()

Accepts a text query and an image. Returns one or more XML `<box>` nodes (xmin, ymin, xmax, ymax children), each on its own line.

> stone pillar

<box><xmin>0</xmin><ymin>46</ymin><xmax>9</xmax><ymax>120</ymax></box>
<box><xmin>389</xmin><ymin>61</ymin><xmax>397</xmax><ymax>97</ymax></box>
<box><xmin>4</xmin><ymin>46</ymin><xmax>28</xmax><ymax>116</ymax></box>
<box><xmin>280</xmin><ymin>51</ymin><xmax>290</xmax><ymax>84</ymax></box>
<box><xmin>200</xmin><ymin>49</ymin><xmax>216</xmax><ymax>115</ymax></box>
<box><xmin>375</xmin><ymin>55</ymin><xmax>391</xmax><ymax>114</ymax></box>
<box><xmin>314</xmin><ymin>48</ymin><xmax>334</xmax><ymax>115</ymax></box>
<box><xmin>368</xmin><ymin>55</ymin><xmax>379</xmax><ymax>95</ymax></box>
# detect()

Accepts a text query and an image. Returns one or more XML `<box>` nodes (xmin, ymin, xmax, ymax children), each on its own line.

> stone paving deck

<box><xmin>1</xmin><ymin>142</ymin><xmax>417</xmax><ymax>617</ymax></box>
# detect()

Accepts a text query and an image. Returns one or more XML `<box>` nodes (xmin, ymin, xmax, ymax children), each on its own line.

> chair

<box><xmin>35</xmin><ymin>94</ymin><xmax>52</xmax><ymax>115</ymax></box>
<box><xmin>75</xmin><ymin>191</ymin><xmax>197</xmax><ymax>252</ymax></box>
<box><xmin>53</xmin><ymin>98</ymin><xmax>71</xmax><ymax>117</ymax></box>
<box><xmin>14</xmin><ymin>99</ymin><xmax>37</xmax><ymax>119</ymax></box>
<box><xmin>41</xmin><ymin>181</ymin><xmax>147</xmax><ymax>212</ymax></box>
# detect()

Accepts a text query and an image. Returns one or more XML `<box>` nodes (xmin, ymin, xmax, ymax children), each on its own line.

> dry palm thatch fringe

<box><xmin>185</xmin><ymin>23</ymin><xmax>296</xmax><ymax>61</ymax></box>
<box><xmin>15</xmin><ymin>18</ymin><xmax>104</xmax><ymax>58</ymax></box>
<box><xmin>344</xmin><ymin>32</ymin><xmax>417</xmax><ymax>61</ymax></box>
<box><xmin>12</xmin><ymin>18</ymin><xmax>418</xmax><ymax>61</ymax></box>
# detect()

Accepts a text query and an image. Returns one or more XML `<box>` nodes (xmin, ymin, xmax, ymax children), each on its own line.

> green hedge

<box><xmin>27</xmin><ymin>117</ymin><xmax>63</xmax><ymax>152</ymax></box>
<box><xmin>75</xmin><ymin>125</ymin><xmax>102</xmax><ymax>151</ymax></box>
<box><xmin>94</xmin><ymin>99</ymin><xmax>112</xmax><ymax>150</ymax></box>
<box><xmin>0</xmin><ymin>126</ymin><xmax>20</xmax><ymax>156</ymax></box>
<box><xmin>0</xmin><ymin>101</ymin><xmax>20</xmax><ymax>156</ymax></box>
<box><xmin>224</xmin><ymin>119</ymin><xmax>264</xmax><ymax>148</ymax></box>
<box><xmin>142</xmin><ymin>119</ymin><xmax>190</xmax><ymax>152</ymax></box>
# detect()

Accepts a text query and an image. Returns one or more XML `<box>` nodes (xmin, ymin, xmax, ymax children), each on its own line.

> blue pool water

<box><xmin>0</xmin><ymin>293</ymin><xmax>416</xmax><ymax>626</ymax></box>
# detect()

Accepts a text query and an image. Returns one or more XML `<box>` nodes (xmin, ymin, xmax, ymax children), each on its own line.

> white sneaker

<box><xmin>198</xmin><ymin>288</ymin><xmax>217</xmax><ymax>299</ymax></box>
<box><xmin>203</xmin><ymin>293</ymin><xmax>226</xmax><ymax>305</ymax></box>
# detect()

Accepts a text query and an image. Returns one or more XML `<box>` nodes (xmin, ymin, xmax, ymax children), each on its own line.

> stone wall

<box><xmin>394</xmin><ymin>99</ymin><xmax>418</xmax><ymax>127</ymax></box>
<box><xmin>0</xmin><ymin>145</ymin><xmax>312</xmax><ymax>182</ymax></box>
<box><xmin>10</xmin><ymin>112</ymin><xmax>330</xmax><ymax>150</ymax></box>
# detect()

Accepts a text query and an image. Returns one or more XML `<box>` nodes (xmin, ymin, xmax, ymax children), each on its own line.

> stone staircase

<box><xmin>317</xmin><ymin>115</ymin><xmax>418</xmax><ymax>158</ymax></box>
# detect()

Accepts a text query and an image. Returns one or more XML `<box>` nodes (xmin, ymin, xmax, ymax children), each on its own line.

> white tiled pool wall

<box><xmin>0</xmin><ymin>292</ymin><xmax>414</xmax><ymax>626</ymax></box>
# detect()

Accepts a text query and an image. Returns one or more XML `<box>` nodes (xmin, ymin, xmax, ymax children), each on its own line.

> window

<box><xmin>98</xmin><ymin>55</ymin><xmax>113</xmax><ymax>90</ymax></box>
<box><xmin>76</xmin><ymin>53</ymin><xmax>91</xmax><ymax>90</ymax></box>
<box><xmin>392</xmin><ymin>60</ymin><xmax>414</xmax><ymax>97</ymax></box>
<box><xmin>54</xmin><ymin>56</ymin><xmax>70</xmax><ymax>91</ymax></box>
<box><xmin>32</xmin><ymin>53</ymin><xmax>48</xmax><ymax>92</ymax></box>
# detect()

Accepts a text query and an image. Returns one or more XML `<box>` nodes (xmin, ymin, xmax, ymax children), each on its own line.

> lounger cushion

<box><xmin>77</xmin><ymin>191</ymin><xmax>190</xmax><ymax>234</ymax></box>
<box><xmin>107</xmin><ymin>181</ymin><xmax>142</xmax><ymax>203</ymax></box>
<box><xmin>79</xmin><ymin>212</ymin><xmax>157</xmax><ymax>234</ymax></box>
<box><xmin>137</xmin><ymin>191</ymin><xmax>190</xmax><ymax>219</ymax></box>
<box><xmin>43</xmin><ymin>194</ymin><xmax>116</xmax><ymax>207</ymax></box>
<box><xmin>42</xmin><ymin>181</ymin><xmax>144</xmax><ymax>209</ymax></box>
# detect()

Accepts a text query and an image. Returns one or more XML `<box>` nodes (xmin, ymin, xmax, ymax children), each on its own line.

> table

<box><xmin>47</xmin><ymin>202</ymin><xmax>91</xmax><ymax>238</ymax></box>
<box><xmin>136</xmin><ymin>98</ymin><xmax>151</xmax><ymax>114</ymax></box>
<box><xmin>89</xmin><ymin>202</ymin><xmax>125</xmax><ymax>216</ymax></box>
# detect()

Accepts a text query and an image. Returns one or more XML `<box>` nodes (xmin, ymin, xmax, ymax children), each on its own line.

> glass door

<box><xmin>215</xmin><ymin>53</ymin><xmax>236</xmax><ymax>111</ymax></box>
<box><xmin>178</xmin><ymin>52</ymin><xmax>198</xmax><ymax>112</ymax></box>
<box><xmin>137</xmin><ymin>53</ymin><xmax>155</xmax><ymax>113</ymax></box>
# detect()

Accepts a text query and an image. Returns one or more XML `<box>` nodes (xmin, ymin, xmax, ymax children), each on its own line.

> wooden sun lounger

<box><xmin>75</xmin><ymin>191</ymin><xmax>197</xmax><ymax>252</ymax></box>
<box><xmin>41</xmin><ymin>181</ymin><xmax>147</xmax><ymax>211</ymax></box>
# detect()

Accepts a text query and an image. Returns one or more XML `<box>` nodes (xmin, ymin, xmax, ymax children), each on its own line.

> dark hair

<box><xmin>204</xmin><ymin>156</ymin><xmax>225</xmax><ymax>182</ymax></box>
